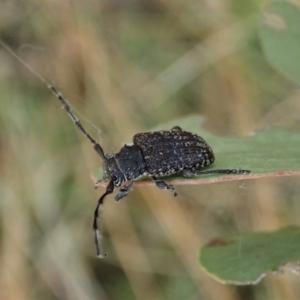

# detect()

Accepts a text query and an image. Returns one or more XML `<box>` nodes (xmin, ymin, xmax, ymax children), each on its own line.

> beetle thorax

<box><xmin>103</xmin><ymin>145</ymin><xmax>147</xmax><ymax>186</ymax></box>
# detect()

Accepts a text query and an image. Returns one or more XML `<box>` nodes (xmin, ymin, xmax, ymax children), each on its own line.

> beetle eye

<box><xmin>112</xmin><ymin>175</ymin><xmax>118</xmax><ymax>182</ymax></box>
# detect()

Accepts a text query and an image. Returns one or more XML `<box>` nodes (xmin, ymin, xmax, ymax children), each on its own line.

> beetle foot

<box><xmin>229</xmin><ymin>169</ymin><xmax>251</xmax><ymax>174</ymax></box>
<box><xmin>94</xmin><ymin>179</ymin><xmax>103</xmax><ymax>190</ymax></box>
<box><xmin>115</xmin><ymin>181</ymin><xmax>134</xmax><ymax>201</ymax></box>
<box><xmin>152</xmin><ymin>177</ymin><xmax>177</xmax><ymax>197</ymax></box>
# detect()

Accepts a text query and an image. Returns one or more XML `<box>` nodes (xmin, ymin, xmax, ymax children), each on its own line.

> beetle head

<box><xmin>103</xmin><ymin>153</ymin><xmax>125</xmax><ymax>187</ymax></box>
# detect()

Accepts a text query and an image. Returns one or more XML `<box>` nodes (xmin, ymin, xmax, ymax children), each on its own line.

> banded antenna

<box><xmin>0</xmin><ymin>40</ymin><xmax>110</xmax><ymax>258</ymax></box>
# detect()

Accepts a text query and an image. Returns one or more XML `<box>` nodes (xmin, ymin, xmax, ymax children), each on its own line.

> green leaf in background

<box><xmin>94</xmin><ymin>114</ymin><xmax>300</xmax><ymax>186</ymax></box>
<box><xmin>259</xmin><ymin>2</ymin><xmax>300</xmax><ymax>85</ymax></box>
<box><xmin>199</xmin><ymin>226</ymin><xmax>300</xmax><ymax>285</ymax></box>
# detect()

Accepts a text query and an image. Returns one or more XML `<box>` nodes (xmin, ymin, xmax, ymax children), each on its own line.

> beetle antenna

<box><xmin>0</xmin><ymin>40</ymin><xmax>106</xmax><ymax>159</ymax></box>
<box><xmin>0</xmin><ymin>40</ymin><xmax>111</xmax><ymax>257</ymax></box>
<box><xmin>47</xmin><ymin>85</ymin><xmax>105</xmax><ymax>159</ymax></box>
<box><xmin>93</xmin><ymin>179</ymin><xmax>115</xmax><ymax>257</ymax></box>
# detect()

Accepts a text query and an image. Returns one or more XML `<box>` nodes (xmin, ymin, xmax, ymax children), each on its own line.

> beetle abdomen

<box><xmin>133</xmin><ymin>129</ymin><xmax>215</xmax><ymax>177</ymax></box>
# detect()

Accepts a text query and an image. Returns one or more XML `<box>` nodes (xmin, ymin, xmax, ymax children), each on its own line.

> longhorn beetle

<box><xmin>0</xmin><ymin>41</ymin><xmax>251</xmax><ymax>258</ymax></box>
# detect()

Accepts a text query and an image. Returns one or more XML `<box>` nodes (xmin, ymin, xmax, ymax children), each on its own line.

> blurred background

<box><xmin>1</xmin><ymin>0</ymin><xmax>300</xmax><ymax>299</ymax></box>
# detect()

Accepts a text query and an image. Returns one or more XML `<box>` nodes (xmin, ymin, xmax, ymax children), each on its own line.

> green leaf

<box><xmin>199</xmin><ymin>226</ymin><xmax>300</xmax><ymax>285</ymax></box>
<box><xmin>94</xmin><ymin>114</ymin><xmax>300</xmax><ymax>186</ymax></box>
<box><xmin>259</xmin><ymin>2</ymin><xmax>300</xmax><ymax>85</ymax></box>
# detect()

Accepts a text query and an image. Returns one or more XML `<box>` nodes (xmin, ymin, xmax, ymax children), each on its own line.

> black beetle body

<box><xmin>98</xmin><ymin>126</ymin><xmax>217</xmax><ymax>202</ymax></box>
<box><xmin>0</xmin><ymin>41</ymin><xmax>251</xmax><ymax>258</ymax></box>
<box><xmin>46</xmin><ymin>88</ymin><xmax>250</xmax><ymax>258</ymax></box>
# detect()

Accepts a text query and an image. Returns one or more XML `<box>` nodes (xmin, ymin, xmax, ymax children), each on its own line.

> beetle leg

<box><xmin>94</xmin><ymin>173</ymin><xmax>108</xmax><ymax>189</ymax></box>
<box><xmin>182</xmin><ymin>169</ymin><xmax>198</xmax><ymax>177</ymax></box>
<box><xmin>93</xmin><ymin>179</ymin><xmax>114</xmax><ymax>258</ymax></box>
<box><xmin>171</xmin><ymin>126</ymin><xmax>182</xmax><ymax>131</ymax></box>
<box><xmin>115</xmin><ymin>181</ymin><xmax>134</xmax><ymax>201</ymax></box>
<box><xmin>152</xmin><ymin>176</ymin><xmax>177</xmax><ymax>197</ymax></box>
<box><xmin>183</xmin><ymin>169</ymin><xmax>251</xmax><ymax>177</ymax></box>
<box><xmin>196</xmin><ymin>169</ymin><xmax>251</xmax><ymax>175</ymax></box>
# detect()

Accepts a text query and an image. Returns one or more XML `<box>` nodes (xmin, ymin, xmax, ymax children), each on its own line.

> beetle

<box><xmin>49</xmin><ymin>86</ymin><xmax>250</xmax><ymax>258</ymax></box>
<box><xmin>0</xmin><ymin>41</ymin><xmax>250</xmax><ymax>257</ymax></box>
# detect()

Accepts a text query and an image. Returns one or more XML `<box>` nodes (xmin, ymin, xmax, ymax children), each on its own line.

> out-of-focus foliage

<box><xmin>199</xmin><ymin>1</ymin><xmax>300</xmax><ymax>286</ymax></box>
<box><xmin>0</xmin><ymin>1</ymin><xmax>300</xmax><ymax>299</ymax></box>
<box><xmin>200</xmin><ymin>226</ymin><xmax>300</xmax><ymax>285</ymax></box>
<box><xmin>260</xmin><ymin>2</ymin><xmax>300</xmax><ymax>85</ymax></box>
